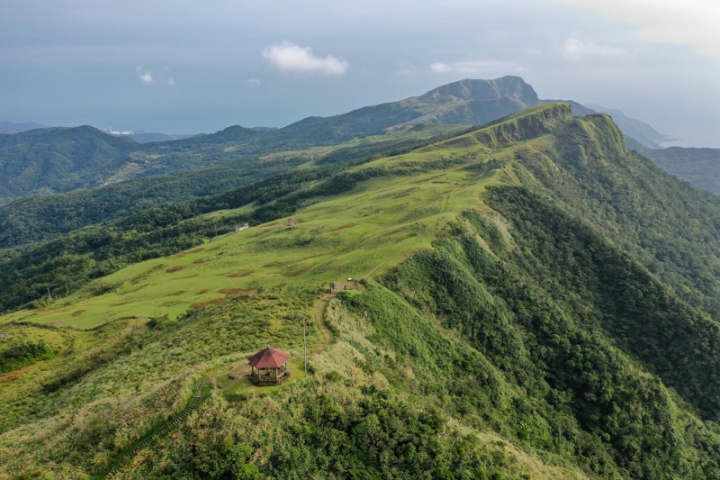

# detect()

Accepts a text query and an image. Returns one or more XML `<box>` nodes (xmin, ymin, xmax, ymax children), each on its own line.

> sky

<box><xmin>1</xmin><ymin>0</ymin><xmax>719</xmax><ymax>147</ymax></box>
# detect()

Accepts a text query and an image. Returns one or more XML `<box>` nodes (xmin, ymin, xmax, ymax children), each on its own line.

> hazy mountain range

<box><xmin>0</xmin><ymin>121</ymin><xmax>48</xmax><ymax>134</ymax></box>
<box><xmin>0</xmin><ymin>76</ymin><xmax>699</xmax><ymax>205</ymax></box>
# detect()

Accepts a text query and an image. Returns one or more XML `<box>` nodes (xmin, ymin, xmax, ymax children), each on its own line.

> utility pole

<box><xmin>303</xmin><ymin>323</ymin><xmax>307</xmax><ymax>378</ymax></box>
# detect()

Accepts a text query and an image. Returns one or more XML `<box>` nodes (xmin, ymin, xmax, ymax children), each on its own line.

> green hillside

<box><xmin>3</xmin><ymin>104</ymin><xmax>720</xmax><ymax>479</ymax></box>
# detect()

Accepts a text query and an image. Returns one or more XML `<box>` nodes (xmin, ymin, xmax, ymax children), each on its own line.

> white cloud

<box><xmin>136</xmin><ymin>65</ymin><xmax>174</xmax><ymax>86</ymax></box>
<box><xmin>262</xmin><ymin>42</ymin><xmax>348</xmax><ymax>75</ymax></box>
<box><xmin>548</xmin><ymin>0</ymin><xmax>720</xmax><ymax>60</ymax></box>
<box><xmin>430</xmin><ymin>62</ymin><xmax>452</xmax><ymax>73</ymax></box>
<box><xmin>246</xmin><ymin>78</ymin><xmax>261</xmax><ymax>87</ymax></box>
<box><xmin>136</xmin><ymin>66</ymin><xmax>155</xmax><ymax>85</ymax></box>
<box><xmin>561</xmin><ymin>37</ymin><xmax>630</xmax><ymax>61</ymax></box>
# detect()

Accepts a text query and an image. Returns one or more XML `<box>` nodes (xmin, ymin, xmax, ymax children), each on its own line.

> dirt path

<box><xmin>313</xmin><ymin>294</ymin><xmax>334</xmax><ymax>355</ymax></box>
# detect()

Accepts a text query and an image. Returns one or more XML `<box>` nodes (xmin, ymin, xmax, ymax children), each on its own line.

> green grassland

<box><xmin>3</xmin><ymin>104</ymin><xmax>720</xmax><ymax>479</ymax></box>
<box><xmin>0</xmin><ymin>119</ymin><xmax>519</xmax><ymax>330</ymax></box>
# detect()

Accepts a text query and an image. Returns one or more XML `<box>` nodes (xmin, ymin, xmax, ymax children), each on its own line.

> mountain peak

<box><xmin>422</xmin><ymin>76</ymin><xmax>539</xmax><ymax>106</ymax></box>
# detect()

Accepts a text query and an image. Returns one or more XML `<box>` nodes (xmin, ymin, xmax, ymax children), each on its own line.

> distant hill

<box><xmin>0</xmin><ymin>121</ymin><xmax>48</xmax><ymax>134</ymax></box>
<box><xmin>135</xmin><ymin>76</ymin><xmax>540</xmax><ymax>167</ymax></box>
<box><xmin>424</xmin><ymin>75</ymin><xmax>538</xmax><ymax>104</ymax></box>
<box><xmin>626</xmin><ymin>136</ymin><xmax>720</xmax><ymax>194</ymax></box>
<box><xmin>187</xmin><ymin>76</ymin><xmax>539</xmax><ymax>148</ymax></box>
<box><xmin>0</xmin><ymin>126</ymin><xmax>138</xmax><ymax>199</ymax></box>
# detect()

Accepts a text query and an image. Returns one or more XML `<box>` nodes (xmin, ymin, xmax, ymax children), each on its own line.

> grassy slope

<box><xmin>0</xmin><ymin>129</ymin><xmax>510</xmax><ymax>328</ymax></box>
<box><xmin>2</xmin><ymin>104</ymin><xmax>720</xmax><ymax>479</ymax></box>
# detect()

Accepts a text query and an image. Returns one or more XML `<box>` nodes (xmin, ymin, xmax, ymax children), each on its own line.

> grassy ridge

<box><xmin>380</xmin><ymin>204</ymin><xmax>720</xmax><ymax>478</ymax></box>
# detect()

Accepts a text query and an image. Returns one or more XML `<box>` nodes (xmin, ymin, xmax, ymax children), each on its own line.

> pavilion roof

<box><xmin>249</xmin><ymin>345</ymin><xmax>290</xmax><ymax>368</ymax></box>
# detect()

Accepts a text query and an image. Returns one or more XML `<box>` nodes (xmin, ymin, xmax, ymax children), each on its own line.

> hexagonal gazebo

<box><xmin>249</xmin><ymin>345</ymin><xmax>291</xmax><ymax>385</ymax></box>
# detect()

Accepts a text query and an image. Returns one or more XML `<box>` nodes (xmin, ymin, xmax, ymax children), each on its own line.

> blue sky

<box><xmin>2</xmin><ymin>0</ymin><xmax>719</xmax><ymax>146</ymax></box>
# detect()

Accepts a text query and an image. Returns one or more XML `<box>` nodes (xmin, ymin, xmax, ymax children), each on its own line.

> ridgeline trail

<box><xmin>314</xmin><ymin>293</ymin><xmax>334</xmax><ymax>355</ymax></box>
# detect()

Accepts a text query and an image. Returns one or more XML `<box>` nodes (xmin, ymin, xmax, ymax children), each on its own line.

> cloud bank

<box><xmin>561</xmin><ymin>38</ymin><xmax>630</xmax><ymax>61</ymax></box>
<box><xmin>263</xmin><ymin>42</ymin><xmax>348</xmax><ymax>75</ymax></box>
<box><xmin>549</xmin><ymin>0</ymin><xmax>720</xmax><ymax>60</ymax></box>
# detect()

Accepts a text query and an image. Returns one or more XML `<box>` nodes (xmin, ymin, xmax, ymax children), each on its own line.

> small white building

<box><xmin>235</xmin><ymin>223</ymin><xmax>250</xmax><ymax>232</ymax></box>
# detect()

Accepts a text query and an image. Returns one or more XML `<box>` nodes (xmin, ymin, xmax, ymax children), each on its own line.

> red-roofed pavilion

<box><xmin>249</xmin><ymin>345</ymin><xmax>291</xmax><ymax>385</ymax></box>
